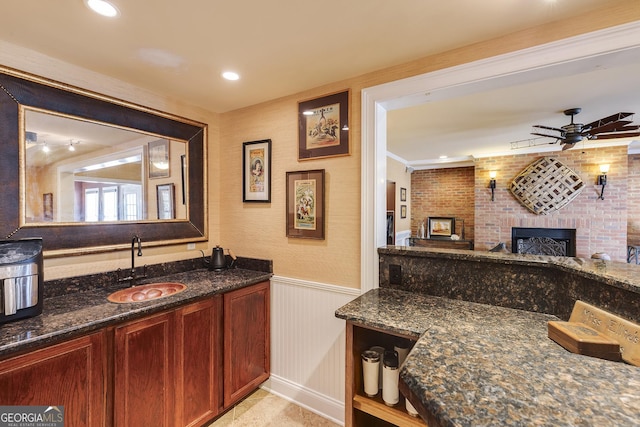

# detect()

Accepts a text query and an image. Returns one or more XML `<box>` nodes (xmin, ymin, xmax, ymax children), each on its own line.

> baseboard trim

<box><xmin>261</xmin><ymin>374</ymin><xmax>345</xmax><ymax>426</ymax></box>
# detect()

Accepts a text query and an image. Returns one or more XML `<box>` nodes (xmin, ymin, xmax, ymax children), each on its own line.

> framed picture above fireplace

<box><xmin>428</xmin><ymin>217</ymin><xmax>455</xmax><ymax>239</ymax></box>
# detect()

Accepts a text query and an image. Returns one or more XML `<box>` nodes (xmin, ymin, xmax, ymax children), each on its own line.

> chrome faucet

<box><xmin>117</xmin><ymin>235</ymin><xmax>147</xmax><ymax>286</ymax></box>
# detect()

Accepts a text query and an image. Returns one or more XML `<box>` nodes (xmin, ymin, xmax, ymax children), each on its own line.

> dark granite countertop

<box><xmin>380</xmin><ymin>245</ymin><xmax>640</xmax><ymax>295</ymax></box>
<box><xmin>0</xmin><ymin>268</ymin><xmax>272</xmax><ymax>358</ymax></box>
<box><xmin>335</xmin><ymin>288</ymin><xmax>640</xmax><ymax>427</ymax></box>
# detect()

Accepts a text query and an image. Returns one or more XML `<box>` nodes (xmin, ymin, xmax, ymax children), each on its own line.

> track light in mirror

<box><xmin>86</xmin><ymin>0</ymin><xmax>119</xmax><ymax>17</ymax></box>
<box><xmin>489</xmin><ymin>171</ymin><xmax>497</xmax><ymax>202</ymax></box>
<box><xmin>68</xmin><ymin>140</ymin><xmax>76</xmax><ymax>152</ymax></box>
<box><xmin>597</xmin><ymin>164</ymin><xmax>609</xmax><ymax>200</ymax></box>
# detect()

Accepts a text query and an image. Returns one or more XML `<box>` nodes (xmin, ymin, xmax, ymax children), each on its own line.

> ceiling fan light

<box><xmin>564</xmin><ymin>134</ymin><xmax>583</xmax><ymax>145</ymax></box>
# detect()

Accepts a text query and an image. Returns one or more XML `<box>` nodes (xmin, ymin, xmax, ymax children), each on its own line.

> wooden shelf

<box><xmin>408</xmin><ymin>237</ymin><xmax>473</xmax><ymax>250</ymax></box>
<box><xmin>353</xmin><ymin>393</ymin><xmax>425</xmax><ymax>427</ymax></box>
<box><xmin>345</xmin><ymin>322</ymin><xmax>426</xmax><ymax>426</ymax></box>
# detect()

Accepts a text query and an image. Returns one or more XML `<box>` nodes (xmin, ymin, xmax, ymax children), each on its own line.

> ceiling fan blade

<box><xmin>532</xmin><ymin>124</ymin><xmax>564</xmax><ymax>132</ymax></box>
<box><xmin>585</xmin><ymin>112</ymin><xmax>634</xmax><ymax>130</ymax></box>
<box><xmin>592</xmin><ymin>131</ymin><xmax>640</xmax><ymax>140</ymax></box>
<box><xmin>531</xmin><ymin>132</ymin><xmax>561</xmax><ymax>140</ymax></box>
<box><xmin>590</xmin><ymin>120</ymin><xmax>634</xmax><ymax>134</ymax></box>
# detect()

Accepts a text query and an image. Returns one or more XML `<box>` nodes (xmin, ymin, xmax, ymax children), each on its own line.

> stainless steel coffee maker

<box><xmin>0</xmin><ymin>238</ymin><xmax>43</xmax><ymax>324</ymax></box>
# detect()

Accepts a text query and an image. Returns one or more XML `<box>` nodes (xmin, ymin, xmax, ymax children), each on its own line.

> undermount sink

<box><xmin>107</xmin><ymin>282</ymin><xmax>187</xmax><ymax>304</ymax></box>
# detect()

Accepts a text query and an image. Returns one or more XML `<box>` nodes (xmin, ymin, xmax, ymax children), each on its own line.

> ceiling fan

<box><xmin>531</xmin><ymin>108</ymin><xmax>640</xmax><ymax>150</ymax></box>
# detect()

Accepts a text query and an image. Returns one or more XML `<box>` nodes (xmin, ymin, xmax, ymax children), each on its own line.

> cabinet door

<box><xmin>175</xmin><ymin>297</ymin><xmax>223</xmax><ymax>427</ymax></box>
<box><xmin>223</xmin><ymin>281</ymin><xmax>270</xmax><ymax>407</ymax></box>
<box><xmin>0</xmin><ymin>332</ymin><xmax>106</xmax><ymax>427</ymax></box>
<box><xmin>114</xmin><ymin>311</ymin><xmax>175</xmax><ymax>427</ymax></box>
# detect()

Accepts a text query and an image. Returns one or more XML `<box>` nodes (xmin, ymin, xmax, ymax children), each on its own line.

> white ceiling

<box><xmin>387</xmin><ymin>47</ymin><xmax>640</xmax><ymax>166</ymax></box>
<box><xmin>2</xmin><ymin>0</ymin><xmax>637</xmax><ymax>164</ymax></box>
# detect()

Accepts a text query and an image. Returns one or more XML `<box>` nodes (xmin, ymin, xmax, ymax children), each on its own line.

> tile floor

<box><xmin>207</xmin><ymin>388</ymin><xmax>339</xmax><ymax>427</ymax></box>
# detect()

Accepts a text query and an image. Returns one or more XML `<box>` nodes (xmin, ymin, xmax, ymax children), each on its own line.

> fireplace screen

<box><xmin>511</xmin><ymin>227</ymin><xmax>576</xmax><ymax>257</ymax></box>
<box><xmin>516</xmin><ymin>237</ymin><xmax>567</xmax><ymax>256</ymax></box>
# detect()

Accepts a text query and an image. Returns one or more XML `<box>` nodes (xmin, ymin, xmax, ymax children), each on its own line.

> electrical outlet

<box><xmin>187</xmin><ymin>243</ymin><xmax>196</xmax><ymax>250</ymax></box>
<box><xmin>389</xmin><ymin>264</ymin><xmax>402</xmax><ymax>285</ymax></box>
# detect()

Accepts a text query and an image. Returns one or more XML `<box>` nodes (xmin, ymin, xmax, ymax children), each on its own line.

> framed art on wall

<box><xmin>180</xmin><ymin>154</ymin><xmax>187</xmax><ymax>205</ymax></box>
<box><xmin>43</xmin><ymin>193</ymin><xmax>53</xmax><ymax>221</ymax></box>
<box><xmin>243</xmin><ymin>139</ymin><xmax>272</xmax><ymax>202</ymax></box>
<box><xmin>286</xmin><ymin>169</ymin><xmax>325</xmax><ymax>239</ymax></box>
<box><xmin>298</xmin><ymin>90</ymin><xmax>349</xmax><ymax>160</ymax></box>
<box><xmin>157</xmin><ymin>184</ymin><xmax>175</xmax><ymax>219</ymax></box>
<box><xmin>400</xmin><ymin>187</ymin><xmax>407</xmax><ymax>201</ymax></box>
<box><xmin>148</xmin><ymin>139</ymin><xmax>170</xmax><ymax>179</ymax></box>
<box><xmin>428</xmin><ymin>217</ymin><xmax>455</xmax><ymax>239</ymax></box>
<box><xmin>401</xmin><ymin>205</ymin><xmax>407</xmax><ymax>218</ymax></box>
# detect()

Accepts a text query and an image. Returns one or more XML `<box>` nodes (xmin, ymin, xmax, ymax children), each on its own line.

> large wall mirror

<box><xmin>0</xmin><ymin>68</ymin><xmax>207</xmax><ymax>255</ymax></box>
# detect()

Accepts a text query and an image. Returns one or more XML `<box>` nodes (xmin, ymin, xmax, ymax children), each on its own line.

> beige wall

<box><xmin>218</xmin><ymin>3</ymin><xmax>640</xmax><ymax>288</ymax></box>
<box><xmin>1</xmin><ymin>1</ymin><xmax>639</xmax><ymax>284</ymax></box>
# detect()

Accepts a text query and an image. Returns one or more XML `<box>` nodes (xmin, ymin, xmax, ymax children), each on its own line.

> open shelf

<box><xmin>353</xmin><ymin>393</ymin><xmax>425</xmax><ymax>427</ymax></box>
<box><xmin>345</xmin><ymin>322</ymin><xmax>426</xmax><ymax>426</ymax></box>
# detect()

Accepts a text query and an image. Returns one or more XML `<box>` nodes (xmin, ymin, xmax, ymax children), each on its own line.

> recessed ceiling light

<box><xmin>222</xmin><ymin>71</ymin><xmax>240</xmax><ymax>81</ymax></box>
<box><xmin>86</xmin><ymin>0</ymin><xmax>119</xmax><ymax>18</ymax></box>
<box><xmin>439</xmin><ymin>155</ymin><xmax>448</xmax><ymax>159</ymax></box>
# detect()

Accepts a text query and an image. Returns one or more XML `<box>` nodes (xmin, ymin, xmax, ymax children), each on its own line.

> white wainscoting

<box><xmin>261</xmin><ymin>276</ymin><xmax>361</xmax><ymax>426</ymax></box>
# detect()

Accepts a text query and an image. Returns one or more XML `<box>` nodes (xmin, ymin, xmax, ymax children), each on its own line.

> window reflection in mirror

<box><xmin>23</xmin><ymin>108</ymin><xmax>187</xmax><ymax>224</ymax></box>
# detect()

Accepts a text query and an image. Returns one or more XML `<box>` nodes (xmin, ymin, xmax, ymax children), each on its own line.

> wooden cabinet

<box><xmin>114</xmin><ymin>311</ymin><xmax>175</xmax><ymax>427</ymax></box>
<box><xmin>175</xmin><ymin>297</ymin><xmax>223</xmax><ymax>427</ymax></box>
<box><xmin>0</xmin><ymin>281</ymin><xmax>269</xmax><ymax>427</ymax></box>
<box><xmin>345</xmin><ymin>321</ymin><xmax>425</xmax><ymax>427</ymax></box>
<box><xmin>0</xmin><ymin>332</ymin><xmax>106</xmax><ymax>427</ymax></box>
<box><xmin>223</xmin><ymin>281</ymin><xmax>270</xmax><ymax>408</ymax></box>
<box><xmin>114</xmin><ymin>297</ymin><xmax>224</xmax><ymax>427</ymax></box>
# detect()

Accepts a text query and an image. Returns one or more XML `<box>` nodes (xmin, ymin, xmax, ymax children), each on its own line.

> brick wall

<box><xmin>475</xmin><ymin>146</ymin><xmax>629</xmax><ymax>261</ymax></box>
<box><xmin>411</xmin><ymin>167</ymin><xmax>475</xmax><ymax>240</ymax></box>
<box><xmin>409</xmin><ymin>147</ymin><xmax>633</xmax><ymax>262</ymax></box>
<box><xmin>629</xmin><ymin>153</ymin><xmax>640</xmax><ymax>246</ymax></box>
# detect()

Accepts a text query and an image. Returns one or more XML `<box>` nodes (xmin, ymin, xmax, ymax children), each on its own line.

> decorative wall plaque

<box><xmin>509</xmin><ymin>157</ymin><xmax>584</xmax><ymax>215</ymax></box>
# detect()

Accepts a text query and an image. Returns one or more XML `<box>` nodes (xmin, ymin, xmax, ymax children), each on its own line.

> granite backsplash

<box><xmin>44</xmin><ymin>255</ymin><xmax>272</xmax><ymax>299</ymax></box>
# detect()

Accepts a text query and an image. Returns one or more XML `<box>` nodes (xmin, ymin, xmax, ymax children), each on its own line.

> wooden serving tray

<box><xmin>548</xmin><ymin>321</ymin><xmax>621</xmax><ymax>362</ymax></box>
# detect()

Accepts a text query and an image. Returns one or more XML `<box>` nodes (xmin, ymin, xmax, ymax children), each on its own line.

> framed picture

<box><xmin>148</xmin><ymin>139</ymin><xmax>170</xmax><ymax>179</ymax></box>
<box><xmin>286</xmin><ymin>169</ymin><xmax>325</xmax><ymax>239</ymax></box>
<box><xmin>156</xmin><ymin>184</ymin><xmax>175</xmax><ymax>219</ymax></box>
<box><xmin>428</xmin><ymin>217</ymin><xmax>455</xmax><ymax>239</ymax></box>
<box><xmin>43</xmin><ymin>193</ymin><xmax>53</xmax><ymax>221</ymax></box>
<box><xmin>180</xmin><ymin>154</ymin><xmax>187</xmax><ymax>205</ymax></box>
<box><xmin>400</xmin><ymin>205</ymin><xmax>407</xmax><ymax>218</ymax></box>
<box><xmin>400</xmin><ymin>187</ymin><xmax>407</xmax><ymax>201</ymax></box>
<box><xmin>243</xmin><ymin>139</ymin><xmax>272</xmax><ymax>202</ymax></box>
<box><xmin>298</xmin><ymin>90</ymin><xmax>350</xmax><ymax>160</ymax></box>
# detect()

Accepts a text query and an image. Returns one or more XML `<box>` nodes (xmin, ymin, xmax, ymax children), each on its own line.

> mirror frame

<box><xmin>0</xmin><ymin>67</ymin><xmax>207</xmax><ymax>256</ymax></box>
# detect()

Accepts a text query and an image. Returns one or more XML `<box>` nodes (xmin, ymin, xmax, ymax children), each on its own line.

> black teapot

<box><xmin>202</xmin><ymin>245</ymin><xmax>236</xmax><ymax>271</ymax></box>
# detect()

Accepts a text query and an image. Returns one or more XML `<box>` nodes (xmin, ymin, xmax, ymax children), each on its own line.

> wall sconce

<box><xmin>489</xmin><ymin>171</ymin><xmax>497</xmax><ymax>202</ymax></box>
<box><xmin>597</xmin><ymin>164</ymin><xmax>609</xmax><ymax>200</ymax></box>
